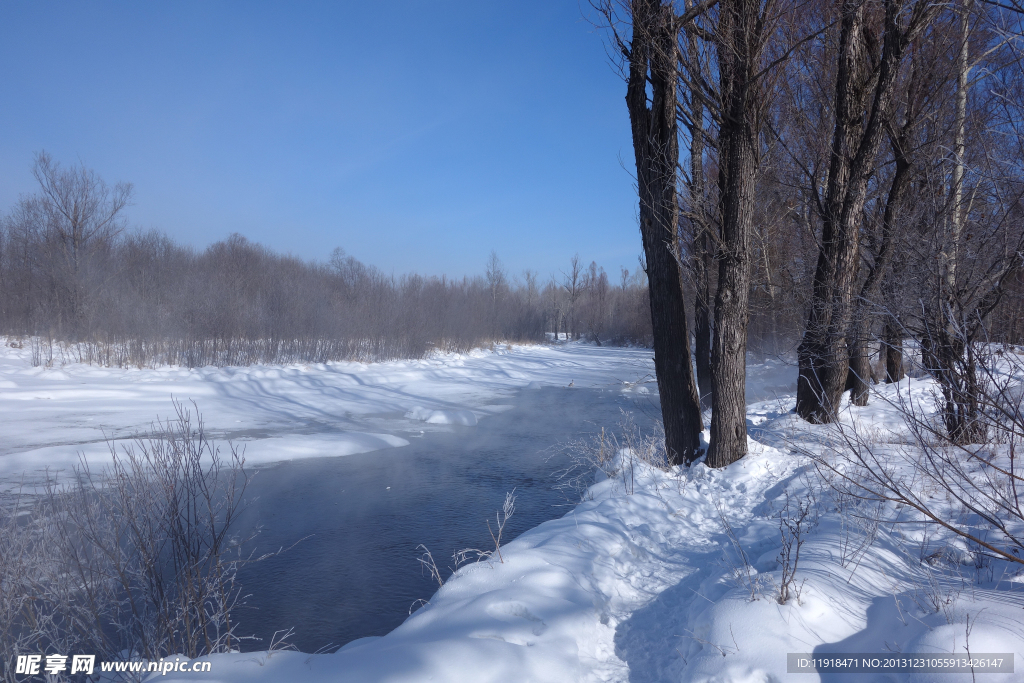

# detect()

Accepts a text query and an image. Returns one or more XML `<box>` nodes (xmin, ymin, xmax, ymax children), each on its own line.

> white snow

<box><xmin>147</xmin><ymin>413</ymin><xmax>1024</xmax><ymax>682</ymax></box>
<box><xmin>0</xmin><ymin>341</ymin><xmax>653</xmax><ymax>479</ymax></box>
<box><xmin>2</xmin><ymin>340</ymin><xmax>1022</xmax><ymax>682</ymax></box>
<box><xmin>405</xmin><ymin>406</ymin><xmax>479</xmax><ymax>426</ymax></box>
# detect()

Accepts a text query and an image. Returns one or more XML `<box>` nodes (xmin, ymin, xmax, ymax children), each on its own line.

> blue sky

<box><xmin>0</xmin><ymin>1</ymin><xmax>643</xmax><ymax>280</ymax></box>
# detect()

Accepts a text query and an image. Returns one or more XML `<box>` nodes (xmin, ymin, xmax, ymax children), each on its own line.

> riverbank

<box><xmin>155</xmin><ymin>376</ymin><xmax>1023</xmax><ymax>683</ymax></box>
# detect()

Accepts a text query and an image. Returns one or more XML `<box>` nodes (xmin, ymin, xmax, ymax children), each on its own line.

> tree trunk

<box><xmin>626</xmin><ymin>0</ymin><xmax>703</xmax><ymax>465</ymax></box>
<box><xmin>706</xmin><ymin>0</ymin><xmax>760</xmax><ymax>469</ymax></box>
<box><xmin>707</xmin><ymin>136</ymin><xmax>754</xmax><ymax>468</ymax></box>
<box><xmin>694</xmin><ymin>231</ymin><xmax>714</xmax><ymax>408</ymax></box>
<box><xmin>937</xmin><ymin>331</ymin><xmax>986</xmax><ymax>443</ymax></box>
<box><xmin>934</xmin><ymin>0</ymin><xmax>985</xmax><ymax>444</ymax></box>
<box><xmin>846</xmin><ymin>332</ymin><xmax>872</xmax><ymax>403</ymax></box>
<box><xmin>797</xmin><ymin>0</ymin><xmax>918</xmax><ymax>422</ymax></box>
<box><xmin>884</xmin><ymin>318</ymin><xmax>904</xmax><ymax>382</ymax></box>
<box><xmin>849</xmin><ymin>136</ymin><xmax>913</xmax><ymax>405</ymax></box>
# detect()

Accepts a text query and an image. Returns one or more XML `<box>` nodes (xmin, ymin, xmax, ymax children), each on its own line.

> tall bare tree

<box><xmin>562</xmin><ymin>254</ymin><xmax>585</xmax><ymax>340</ymax></box>
<box><xmin>12</xmin><ymin>152</ymin><xmax>132</xmax><ymax>338</ymax></box>
<box><xmin>918</xmin><ymin>0</ymin><xmax>1024</xmax><ymax>443</ymax></box>
<box><xmin>846</xmin><ymin>34</ymin><xmax>937</xmax><ymax>405</ymax></box>
<box><xmin>702</xmin><ymin>0</ymin><xmax>782</xmax><ymax>467</ymax></box>
<box><xmin>597</xmin><ymin>0</ymin><xmax>706</xmax><ymax>464</ymax></box>
<box><xmin>796</xmin><ymin>0</ymin><xmax>936</xmax><ymax>423</ymax></box>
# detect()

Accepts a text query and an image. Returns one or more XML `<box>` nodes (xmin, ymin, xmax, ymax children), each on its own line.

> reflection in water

<box><xmin>233</xmin><ymin>386</ymin><xmax>657</xmax><ymax>653</ymax></box>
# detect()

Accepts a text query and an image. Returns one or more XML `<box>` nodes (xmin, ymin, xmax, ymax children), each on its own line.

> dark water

<box><xmin>233</xmin><ymin>386</ymin><xmax>658</xmax><ymax>653</ymax></box>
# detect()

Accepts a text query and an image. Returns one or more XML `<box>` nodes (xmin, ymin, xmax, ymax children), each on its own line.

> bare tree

<box><xmin>702</xmin><ymin>0</ymin><xmax>781</xmax><ymax>467</ymax></box>
<box><xmin>582</xmin><ymin>261</ymin><xmax>610</xmax><ymax>343</ymax></box>
<box><xmin>9</xmin><ymin>152</ymin><xmax>131</xmax><ymax>338</ymax></box>
<box><xmin>522</xmin><ymin>268</ymin><xmax>539</xmax><ymax>309</ymax></box>
<box><xmin>596</xmin><ymin>0</ymin><xmax>706</xmax><ymax>465</ymax></box>
<box><xmin>890</xmin><ymin>0</ymin><xmax>1024</xmax><ymax>444</ymax></box>
<box><xmin>485</xmin><ymin>250</ymin><xmax>508</xmax><ymax>339</ymax></box>
<box><xmin>796</xmin><ymin>0</ymin><xmax>937</xmax><ymax>423</ymax></box>
<box><xmin>846</xmin><ymin>31</ymin><xmax>941</xmax><ymax>405</ymax></box>
<box><xmin>562</xmin><ymin>254</ymin><xmax>586</xmax><ymax>340</ymax></box>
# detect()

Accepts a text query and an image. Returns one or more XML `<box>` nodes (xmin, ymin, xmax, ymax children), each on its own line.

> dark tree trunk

<box><xmin>849</xmin><ymin>140</ymin><xmax>912</xmax><ymax>405</ymax></box>
<box><xmin>937</xmin><ymin>331</ymin><xmax>986</xmax><ymax>444</ymax></box>
<box><xmin>705</xmin><ymin>0</ymin><xmax>760</xmax><ymax>469</ymax></box>
<box><xmin>932</xmin><ymin>252</ymin><xmax>1023</xmax><ymax>444</ymax></box>
<box><xmin>884</xmin><ymin>318</ymin><xmax>904</xmax><ymax>382</ymax></box>
<box><xmin>797</xmin><ymin>0</ymin><xmax>923</xmax><ymax>422</ymax></box>
<box><xmin>797</xmin><ymin>2</ymin><xmax>870</xmax><ymax>422</ymax></box>
<box><xmin>846</xmin><ymin>333</ymin><xmax>872</xmax><ymax>402</ymax></box>
<box><xmin>920</xmin><ymin>315</ymin><xmax>938</xmax><ymax>371</ymax></box>
<box><xmin>626</xmin><ymin>0</ymin><xmax>703</xmax><ymax>465</ymax></box>
<box><xmin>694</xmin><ymin>230</ymin><xmax>714</xmax><ymax>409</ymax></box>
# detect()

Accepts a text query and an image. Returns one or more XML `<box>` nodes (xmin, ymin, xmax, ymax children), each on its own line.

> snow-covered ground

<box><xmin>3</xmin><ymin>341</ymin><xmax>1020</xmax><ymax>682</ymax></box>
<box><xmin>137</xmin><ymin>376</ymin><xmax>1024</xmax><ymax>683</ymax></box>
<box><xmin>0</xmin><ymin>341</ymin><xmax>658</xmax><ymax>480</ymax></box>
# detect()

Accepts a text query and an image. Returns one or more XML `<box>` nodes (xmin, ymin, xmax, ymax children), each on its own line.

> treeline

<box><xmin>0</xmin><ymin>155</ymin><xmax>652</xmax><ymax>367</ymax></box>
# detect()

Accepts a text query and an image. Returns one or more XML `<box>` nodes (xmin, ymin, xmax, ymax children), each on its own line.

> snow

<box><xmin>0</xmin><ymin>341</ymin><xmax>652</xmax><ymax>479</ymax></box>
<box><xmin>149</xmin><ymin>417</ymin><xmax>1023</xmax><ymax>682</ymax></box>
<box><xmin>405</xmin><ymin>406</ymin><xmax>478</xmax><ymax>426</ymax></box>
<box><xmin>2</xmin><ymin>340</ymin><xmax>1022</xmax><ymax>682</ymax></box>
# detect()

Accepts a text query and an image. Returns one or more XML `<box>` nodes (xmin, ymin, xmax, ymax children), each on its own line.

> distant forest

<box><xmin>0</xmin><ymin>154</ymin><xmax>660</xmax><ymax>367</ymax></box>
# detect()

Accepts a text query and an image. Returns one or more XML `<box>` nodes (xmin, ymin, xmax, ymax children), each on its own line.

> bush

<box><xmin>0</xmin><ymin>402</ymin><xmax>262</xmax><ymax>681</ymax></box>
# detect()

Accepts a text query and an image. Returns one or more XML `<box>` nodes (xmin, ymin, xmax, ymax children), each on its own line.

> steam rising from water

<box><xmin>234</xmin><ymin>385</ymin><xmax>659</xmax><ymax>652</ymax></box>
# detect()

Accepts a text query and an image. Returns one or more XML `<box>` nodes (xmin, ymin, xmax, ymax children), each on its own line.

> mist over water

<box><xmin>233</xmin><ymin>385</ymin><xmax>660</xmax><ymax>653</ymax></box>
